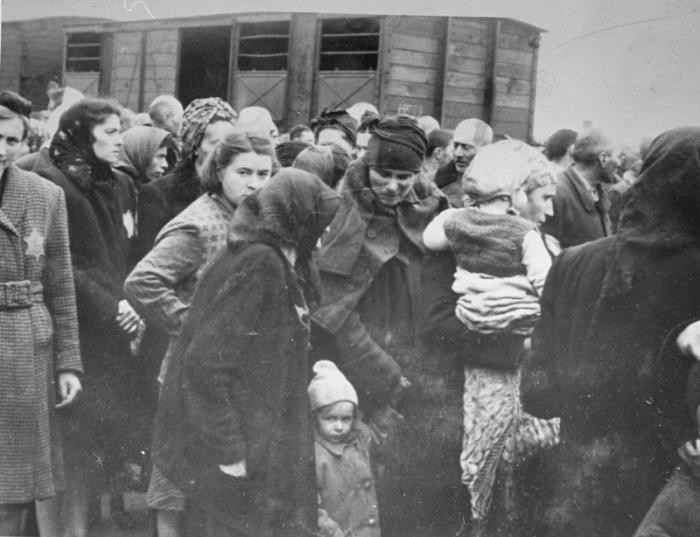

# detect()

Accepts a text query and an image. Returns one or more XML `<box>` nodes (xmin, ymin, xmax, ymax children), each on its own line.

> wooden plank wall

<box><xmin>142</xmin><ymin>29</ymin><xmax>179</xmax><ymax>105</ymax></box>
<box><xmin>111</xmin><ymin>31</ymin><xmax>144</xmax><ymax>111</ymax></box>
<box><xmin>491</xmin><ymin>20</ymin><xmax>537</xmax><ymax>140</ymax></box>
<box><xmin>109</xmin><ymin>29</ymin><xmax>179</xmax><ymax>112</ymax></box>
<box><xmin>0</xmin><ymin>23</ymin><xmax>22</xmax><ymax>94</ymax></box>
<box><xmin>441</xmin><ymin>18</ymin><xmax>492</xmax><ymax>129</ymax></box>
<box><xmin>381</xmin><ymin>16</ymin><xmax>443</xmax><ymax>118</ymax></box>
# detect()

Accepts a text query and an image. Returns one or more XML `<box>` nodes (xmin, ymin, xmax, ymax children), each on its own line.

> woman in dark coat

<box><xmin>152</xmin><ymin>169</ymin><xmax>340</xmax><ymax>537</ymax></box>
<box><xmin>521</xmin><ymin>127</ymin><xmax>700</xmax><ymax>537</ymax></box>
<box><xmin>310</xmin><ymin>116</ymin><xmax>447</xmax><ymax>537</ymax></box>
<box><xmin>27</xmin><ymin>98</ymin><xmax>143</xmax><ymax>537</ymax></box>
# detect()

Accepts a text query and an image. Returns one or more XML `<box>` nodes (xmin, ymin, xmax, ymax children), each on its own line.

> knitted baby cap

<box><xmin>308</xmin><ymin>360</ymin><xmax>358</xmax><ymax>411</ymax></box>
<box><xmin>463</xmin><ymin>139</ymin><xmax>553</xmax><ymax>203</ymax></box>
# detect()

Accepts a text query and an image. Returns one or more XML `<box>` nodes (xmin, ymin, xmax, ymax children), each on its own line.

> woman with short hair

<box><xmin>124</xmin><ymin>130</ymin><xmax>274</xmax><ymax>537</ymax></box>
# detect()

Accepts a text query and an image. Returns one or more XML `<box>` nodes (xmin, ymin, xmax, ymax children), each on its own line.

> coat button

<box><xmin>368</xmin><ymin>518</ymin><xmax>377</xmax><ymax>526</ymax></box>
<box><xmin>362</xmin><ymin>478</ymin><xmax>373</xmax><ymax>490</ymax></box>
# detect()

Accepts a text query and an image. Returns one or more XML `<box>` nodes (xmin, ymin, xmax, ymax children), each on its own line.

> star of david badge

<box><xmin>24</xmin><ymin>229</ymin><xmax>45</xmax><ymax>260</ymax></box>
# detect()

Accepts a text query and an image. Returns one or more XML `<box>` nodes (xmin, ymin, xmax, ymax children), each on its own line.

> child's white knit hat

<box><xmin>308</xmin><ymin>360</ymin><xmax>358</xmax><ymax>411</ymax></box>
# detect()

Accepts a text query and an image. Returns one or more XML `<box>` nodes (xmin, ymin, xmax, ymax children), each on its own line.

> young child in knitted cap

<box><xmin>422</xmin><ymin>140</ymin><xmax>559</xmax><ymax>527</ymax></box>
<box><xmin>308</xmin><ymin>360</ymin><xmax>380</xmax><ymax>537</ymax></box>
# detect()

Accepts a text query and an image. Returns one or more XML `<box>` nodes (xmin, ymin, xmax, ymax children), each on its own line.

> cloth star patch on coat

<box><xmin>24</xmin><ymin>229</ymin><xmax>45</xmax><ymax>260</ymax></box>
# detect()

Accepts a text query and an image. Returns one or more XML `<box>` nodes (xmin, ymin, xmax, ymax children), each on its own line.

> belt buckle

<box><xmin>2</xmin><ymin>281</ymin><xmax>31</xmax><ymax>308</ymax></box>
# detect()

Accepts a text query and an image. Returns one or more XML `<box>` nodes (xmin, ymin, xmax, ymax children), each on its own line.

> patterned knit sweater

<box><xmin>443</xmin><ymin>208</ymin><xmax>536</xmax><ymax>277</ymax></box>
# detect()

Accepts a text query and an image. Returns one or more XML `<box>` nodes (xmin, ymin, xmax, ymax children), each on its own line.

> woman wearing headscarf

<box><xmin>124</xmin><ymin>131</ymin><xmax>274</xmax><ymax>537</ymax></box>
<box><xmin>521</xmin><ymin>127</ymin><xmax>700</xmax><ymax>537</ymax></box>
<box><xmin>135</xmin><ymin>97</ymin><xmax>238</xmax><ymax>261</ymax></box>
<box><xmin>26</xmin><ymin>98</ymin><xmax>142</xmax><ymax>537</ymax></box>
<box><xmin>152</xmin><ymin>169</ymin><xmax>340</xmax><ymax>537</ymax></box>
<box><xmin>118</xmin><ymin>125</ymin><xmax>177</xmax><ymax>190</ymax></box>
<box><xmin>310</xmin><ymin>115</ymin><xmax>447</xmax><ymax>537</ymax></box>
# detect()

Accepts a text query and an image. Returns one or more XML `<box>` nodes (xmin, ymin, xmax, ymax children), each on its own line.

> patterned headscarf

<box><xmin>180</xmin><ymin>97</ymin><xmax>238</xmax><ymax>163</ymax></box>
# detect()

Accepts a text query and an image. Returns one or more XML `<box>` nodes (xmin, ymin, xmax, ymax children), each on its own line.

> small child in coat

<box><xmin>309</xmin><ymin>360</ymin><xmax>380</xmax><ymax>537</ymax></box>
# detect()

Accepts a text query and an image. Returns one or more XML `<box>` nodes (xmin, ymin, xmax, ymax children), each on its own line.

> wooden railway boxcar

<box><xmin>3</xmin><ymin>12</ymin><xmax>543</xmax><ymax>141</ymax></box>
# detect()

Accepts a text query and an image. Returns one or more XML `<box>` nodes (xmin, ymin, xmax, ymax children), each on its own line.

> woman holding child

<box><xmin>421</xmin><ymin>140</ymin><xmax>559</xmax><ymax>536</ymax></box>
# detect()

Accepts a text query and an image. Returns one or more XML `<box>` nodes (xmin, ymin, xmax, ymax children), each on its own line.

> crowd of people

<box><xmin>1</xmin><ymin>83</ymin><xmax>700</xmax><ymax>537</ymax></box>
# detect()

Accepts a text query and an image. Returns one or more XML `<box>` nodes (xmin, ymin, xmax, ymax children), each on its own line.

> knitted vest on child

<box><xmin>443</xmin><ymin>208</ymin><xmax>536</xmax><ymax>277</ymax></box>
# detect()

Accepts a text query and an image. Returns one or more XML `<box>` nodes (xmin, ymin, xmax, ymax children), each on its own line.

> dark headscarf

<box><xmin>366</xmin><ymin>115</ymin><xmax>427</xmax><ymax>173</ymax></box>
<box><xmin>601</xmin><ymin>127</ymin><xmax>700</xmax><ymax>299</ymax></box>
<box><xmin>180</xmin><ymin>97</ymin><xmax>238</xmax><ymax>163</ymax></box>
<box><xmin>118</xmin><ymin>125</ymin><xmax>171</xmax><ymax>187</ymax></box>
<box><xmin>49</xmin><ymin>99</ymin><xmax>119</xmax><ymax>188</ymax></box>
<box><xmin>311</xmin><ymin>108</ymin><xmax>358</xmax><ymax>147</ymax></box>
<box><xmin>228</xmin><ymin>169</ymin><xmax>341</xmax><ymax>302</ymax></box>
<box><xmin>617</xmin><ymin>127</ymin><xmax>700</xmax><ymax>253</ymax></box>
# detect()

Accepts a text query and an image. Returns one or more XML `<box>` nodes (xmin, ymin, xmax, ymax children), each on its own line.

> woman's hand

<box><xmin>219</xmin><ymin>459</ymin><xmax>247</xmax><ymax>478</ymax></box>
<box><xmin>55</xmin><ymin>372</ymin><xmax>82</xmax><ymax>409</ymax></box>
<box><xmin>116</xmin><ymin>299</ymin><xmax>141</xmax><ymax>337</ymax></box>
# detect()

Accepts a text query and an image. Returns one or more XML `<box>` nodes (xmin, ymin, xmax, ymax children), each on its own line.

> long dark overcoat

<box><xmin>28</xmin><ymin>148</ymin><xmax>148</xmax><ymax>471</ymax></box>
<box><xmin>0</xmin><ymin>164</ymin><xmax>82</xmax><ymax>502</ymax></box>
<box><xmin>153</xmin><ymin>170</ymin><xmax>339</xmax><ymax>537</ymax></box>
<box><xmin>522</xmin><ymin>128</ymin><xmax>700</xmax><ymax>536</ymax></box>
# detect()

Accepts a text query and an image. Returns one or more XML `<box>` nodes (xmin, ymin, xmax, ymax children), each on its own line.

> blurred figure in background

<box><xmin>148</xmin><ymin>95</ymin><xmax>184</xmax><ymax>139</ymax></box>
<box><xmin>312</xmin><ymin>108</ymin><xmax>357</xmax><ymax>156</ymax></box>
<box><xmin>290</xmin><ymin>124</ymin><xmax>315</xmax><ymax>145</ymax></box>
<box><xmin>544</xmin><ymin>128</ymin><xmax>577</xmax><ymax>173</ymax></box>
<box><xmin>416</xmin><ymin>115</ymin><xmax>440</xmax><ymax>135</ymax></box>
<box><xmin>423</xmin><ymin>128</ymin><xmax>453</xmax><ymax>176</ymax></box>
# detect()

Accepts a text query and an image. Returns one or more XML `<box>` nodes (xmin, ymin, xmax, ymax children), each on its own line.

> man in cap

<box><xmin>433</xmin><ymin>118</ymin><xmax>493</xmax><ymax>206</ymax></box>
<box><xmin>541</xmin><ymin>127</ymin><xmax>618</xmax><ymax>249</ymax></box>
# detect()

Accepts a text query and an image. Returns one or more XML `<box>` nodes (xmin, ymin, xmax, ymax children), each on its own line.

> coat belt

<box><xmin>0</xmin><ymin>280</ymin><xmax>43</xmax><ymax>309</ymax></box>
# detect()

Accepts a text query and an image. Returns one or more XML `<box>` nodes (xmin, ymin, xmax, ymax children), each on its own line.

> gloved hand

<box><xmin>368</xmin><ymin>405</ymin><xmax>404</xmax><ymax>445</ymax></box>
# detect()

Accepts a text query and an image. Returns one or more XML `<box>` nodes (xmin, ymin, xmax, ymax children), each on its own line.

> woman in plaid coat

<box><xmin>0</xmin><ymin>98</ymin><xmax>82</xmax><ymax>535</ymax></box>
